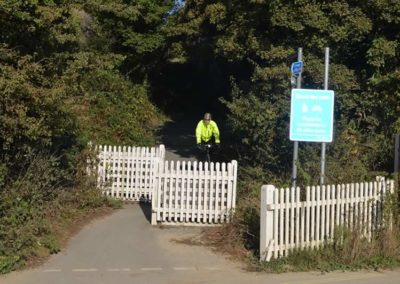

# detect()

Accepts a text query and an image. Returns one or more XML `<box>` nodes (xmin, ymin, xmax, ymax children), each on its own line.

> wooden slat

<box><xmin>273</xmin><ymin>185</ymin><xmax>279</xmax><ymax>258</ymax></box>
<box><xmin>162</xmin><ymin>161</ymin><xmax>168</xmax><ymax>222</ymax></box>
<box><xmin>321</xmin><ymin>185</ymin><xmax>326</xmax><ymax>246</ymax></box>
<box><xmin>311</xmin><ymin>186</ymin><xmax>316</xmax><ymax>249</ymax></box>
<box><xmin>226</xmin><ymin>162</ymin><xmax>233</xmax><ymax>223</ymax></box>
<box><xmin>290</xmin><ymin>188</ymin><xmax>295</xmax><ymax>250</ymax></box>
<box><xmin>279</xmin><ymin>187</ymin><xmax>284</xmax><ymax>256</ymax></box>
<box><xmin>284</xmin><ymin>187</ymin><xmax>289</xmax><ymax>255</ymax></box>
<box><xmin>203</xmin><ymin>162</ymin><xmax>209</xmax><ymax>223</ymax></box>
<box><xmin>295</xmin><ymin>187</ymin><xmax>300</xmax><ymax>248</ymax></box>
<box><xmin>215</xmin><ymin>163</ymin><xmax>221</xmax><ymax>222</ymax></box>
<box><xmin>221</xmin><ymin>163</ymin><xmax>227</xmax><ymax>223</ymax></box>
<box><xmin>305</xmin><ymin>186</ymin><xmax>311</xmax><ymax>249</ymax></box>
<box><xmin>209</xmin><ymin>162</ymin><xmax>215</xmax><ymax>223</ymax></box>
<box><xmin>330</xmin><ymin>184</ymin><xmax>334</xmax><ymax>237</ymax></box>
<box><xmin>185</xmin><ymin>161</ymin><xmax>191</xmax><ymax>222</ymax></box>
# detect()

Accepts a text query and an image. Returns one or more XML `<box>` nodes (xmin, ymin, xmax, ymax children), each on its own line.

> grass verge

<box><xmin>0</xmin><ymin>153</ymin><xmax>122</xmax><ymax>274</ymax></box>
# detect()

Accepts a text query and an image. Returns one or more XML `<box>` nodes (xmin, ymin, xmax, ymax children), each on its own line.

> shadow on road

<box><xmin>157</xmin><ymin>119</ymin><xmax>198</xmax><ymax>159</ymax></box>
<box><xmin>139</xmin><ymin>202</ymin><xmax>152</xmax><ymax>224</ymax></box>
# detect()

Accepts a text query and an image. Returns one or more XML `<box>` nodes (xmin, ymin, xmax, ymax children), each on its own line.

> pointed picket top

<box><xmin>209</xmin><ymin>161</ymin><xmax>214</xmax><ymax>172</ymax></box>
<box><xmin>221</xmin><ymin>162</ymin><xmax>226</xmax><ymax>173</ymax></box>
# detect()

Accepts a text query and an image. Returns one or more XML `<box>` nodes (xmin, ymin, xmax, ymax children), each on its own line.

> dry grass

<box><xmin>201</xmin><ymin>223</ymin><xmax>250</xmax><ymax>260</ymax></box>
<box><xmin>191</xmin><ymin>186</ymin><xmax>400</xmax><ymax>272</ymax></box>
<box><xmin>170</xmin><ymin>223</ymin><xmax>250</xmax><ymax>262</ymax></box>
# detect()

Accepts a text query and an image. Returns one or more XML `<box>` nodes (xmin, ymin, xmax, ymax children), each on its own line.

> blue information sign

<box><xmin>290</xmin><ymin>89</ymin><xmax>335</xmax><ymax>142</ymax></box>
<box><xmin>291</xmin><ymin>61</ymin><xmax>303</xmax><ymax>75</ymax></box>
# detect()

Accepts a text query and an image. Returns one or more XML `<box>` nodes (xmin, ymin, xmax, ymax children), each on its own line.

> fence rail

<box><xmin>260</xmin><ymin>179</ymin><xmax>395</xmax><ymax>261</ymax></box>
<box><xmin>96</xmin><ymin>144</ymin><xmax>165</xmax><ymax>201</ymax></box>
<box><xmin>151</xmin><ymin>160</ymin><xmax>238</xmax><ymax>225</ymax></box>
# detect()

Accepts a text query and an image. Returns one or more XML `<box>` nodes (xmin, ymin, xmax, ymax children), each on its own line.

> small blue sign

<box><xmin>290</xmin><ymin>89</ymin><xmax>335</xmax><ymax>142</ymax></box>
<box><xmin>291</xmin><ymin>61</ymin><xmax>303</xmax><ymax>75</ymax></box>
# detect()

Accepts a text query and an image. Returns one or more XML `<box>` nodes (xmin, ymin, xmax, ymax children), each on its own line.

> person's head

<box><xmin>203</xmin><ymin>113</ymin><xmax>212</xmax><ymax>125</ymax></box>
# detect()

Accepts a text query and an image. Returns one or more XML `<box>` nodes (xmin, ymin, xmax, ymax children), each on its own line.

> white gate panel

<box><xmin>93</xmin><ymin>143</ymin><xmax>238</xmax><ymax>225</ymax></box>
<box><xmin>151</xmin><ymin>160</ymin><xmax>238</xmax><ymax>225</ymax></box>
<box><xmin>96</xmin><ymin>144</ymin><xmax>165</xmax><ymax>201</ymax></box>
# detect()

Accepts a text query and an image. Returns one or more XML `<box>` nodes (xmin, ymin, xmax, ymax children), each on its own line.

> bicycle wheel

<box><xmin>206</xmin><ymin>150</ymin><xmax>211</xmax><ymax>164</ymax></box>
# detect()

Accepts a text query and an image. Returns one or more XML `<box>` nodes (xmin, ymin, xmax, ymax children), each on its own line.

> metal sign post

<box><xmin>320</xmin><ymin>48</ymin><xmax>330</xmax><ymax>185</ymax></box>
<box><xmin>290</xmin><ymin>48</ymin><xmax>334</xmax><ymax>188</ymax></box>
<box><xmin>291</xmin><ymin>48</ymin><xmax>302</xmax><ymax>190</ymax></box>
<box><xmin>395</xmin><ymin>134</ymin><xmax>400</xmax><ymax>173</ymax></box>
<box><xmin>395</xmin><ymin>134</ymin><xmax>400</xmax><ymax>191</ymax></box>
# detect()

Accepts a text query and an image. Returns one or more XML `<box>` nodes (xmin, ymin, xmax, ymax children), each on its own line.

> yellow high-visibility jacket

<box><xmin>196</xmin><ymin>120</ymin><xmax>220</xmax><ymax>144</ymax></box>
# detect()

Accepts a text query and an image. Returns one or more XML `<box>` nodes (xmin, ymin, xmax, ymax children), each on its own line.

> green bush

<box><xmin>60</xmin><ymin>52</ymin><xmax>165</xmax><ymax>146</ymax></box>
<box><xmin>0</xmin><ymin>153</ymin><xmax>119</xmax><ymax>274</ymax></box>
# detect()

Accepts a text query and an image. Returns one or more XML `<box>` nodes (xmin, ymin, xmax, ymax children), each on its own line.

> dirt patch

<box><xmin>171</xmin><ymin>224</ymin><xmax>250</xmax><ymax>261</ymax></box>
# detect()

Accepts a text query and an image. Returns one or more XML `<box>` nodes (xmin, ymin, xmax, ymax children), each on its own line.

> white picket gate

<box><xmin>94</xmin><ymin>144</ymin><xmax>238</xmax><ymax>225</ymax></box>
<box><xmin>151</xmin><ymin>160</ymin><xmax>238</xmax><ymax>225</ymax></box>
<box><xmin>260</xmin><ymin>179</ymin><xmax>395</xmax><ymax>261</ymax></box>
<box><xmin>96</xmin><ymin>144</ymin><xmax>165</xmax><ymax>201</ymax></box>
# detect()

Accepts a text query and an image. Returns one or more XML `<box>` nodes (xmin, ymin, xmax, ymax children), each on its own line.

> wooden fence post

<box><xmin>151</xmin><ymin>159</ymin><xmax>160</xmax><ymax>225</ymax></box>
<box><xmin>260</xmin><ymin>185</ymin><xmax>275</xmax><ymax>261</ymax></box>
<box><xmin>159</xmin><ymin>144</ymin><xmax>166</xmax><ymax>160</ymax></box>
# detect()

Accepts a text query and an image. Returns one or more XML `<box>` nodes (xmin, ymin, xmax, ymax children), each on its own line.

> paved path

<box><xmin>2</xmin><ymin>204</ymin><xmax>400</xmax><ymax>284</ymax></box>
<box><xmin>157</xmin><ymin>119</ymin><xmax>197</xmax><ymax>162</ymax></box>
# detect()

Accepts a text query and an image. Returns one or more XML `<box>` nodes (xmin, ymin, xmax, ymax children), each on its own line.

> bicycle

<box><xmin>197</xmin><ymin>143</ymin><xmax>219</xmax><ymax>163</ymax></box>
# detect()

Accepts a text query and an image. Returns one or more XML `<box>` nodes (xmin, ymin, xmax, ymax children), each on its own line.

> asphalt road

<box><xmin>157</xmin><ymin>119</ymin><xmax>198</xmax><ymax>162</ymax></box>
<box><xmin>2</xmin><ymin>204</ymin><xmax>400</xmax><ymax>284</ymax></box>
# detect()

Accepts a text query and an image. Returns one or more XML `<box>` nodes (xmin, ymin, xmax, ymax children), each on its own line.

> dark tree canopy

<box><xmin>1</xmin><ymin>0</ymin><xmax>399</xmax><ymax>185</ymax></box>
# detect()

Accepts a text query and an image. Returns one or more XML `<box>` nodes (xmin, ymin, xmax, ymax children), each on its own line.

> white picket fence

<box><xmin>94</xmin><ymin>144</ymin><xmax>238</xmax><ymax>225</ymax></box>
<box><xmin>260</xmin><ymin>179</ymin><xmax>395</xmax><ymax>261</ymax></box>
<box><xmin>96</xmin><ymin>144</ymin><xmax>165</xmax><ymax>201</ymax></box>
<box><xmin>151</xmin><ymin>160</ymin><xmax>238</xmax><ymax>225</ymax></box>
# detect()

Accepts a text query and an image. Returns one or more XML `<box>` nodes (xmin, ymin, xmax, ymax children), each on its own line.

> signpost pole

<box><xmin>292</xmin><ymin>48</ymin><xmax>302</xmax><ymax>189</ymax></box>
<box><xmin>395</xmin><ymin>134</ymin><xmax>400</xmax><ymax>191</ymax></box>
<box><xmin>320</xmin><ymin>47</ymin><xmax>329</xmax><ymax>186</ymax></box>
<box><xmin>395</xmin><ymin>134</ymin><xmax>400</xmax><ymax>174</ymax></box>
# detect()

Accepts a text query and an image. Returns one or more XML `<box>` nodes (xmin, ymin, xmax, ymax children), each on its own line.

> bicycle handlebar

<box><xmin>197</xmin><ymin>143</ymin><xmax>214</xmax><ymax>149</ymax></box>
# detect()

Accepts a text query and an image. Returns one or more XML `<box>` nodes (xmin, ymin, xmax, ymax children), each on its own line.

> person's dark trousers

<box><xmin>197</xmin><ymin>138</ymin><xmax>218</xmax><ymax>162</ymax></box>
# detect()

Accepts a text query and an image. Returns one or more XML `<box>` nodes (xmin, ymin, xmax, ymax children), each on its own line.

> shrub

<box><xmin>0</xmin><ymin>152</ymin><xmax>119</xmax><ymax>274</ymax></box>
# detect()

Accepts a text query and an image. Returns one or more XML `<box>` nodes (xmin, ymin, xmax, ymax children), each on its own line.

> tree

<box><xmin>85</xmin><ymin>0</ymin><xmax>173</xmax><ymax>80</ymax></box>
<box><xmin>167</xmin><ymin>0</ymin><xmax>400</xmax><ymax>182</ymax></box>
<box><xmin>0</xmin><ymin>1</ymin><xmax>81</xmax><ymax>57</ymax></box>
<box><xmin>0</xmin><ymin>48</ymin><xmax>78</xmax><ymax>185</ymax></box>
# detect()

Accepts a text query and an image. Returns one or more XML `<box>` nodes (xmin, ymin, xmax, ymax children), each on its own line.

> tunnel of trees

<box><xmin>1</xmin><ymin>0</ymin><xmax>400</xmax><ymax>273</ymax></box>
